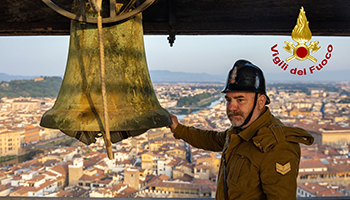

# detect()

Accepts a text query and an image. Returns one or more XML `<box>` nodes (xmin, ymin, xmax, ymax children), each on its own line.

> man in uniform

<box><xmin>168</xmin><ymin>59</ymin><xmax>314</xmax><ymax>200</ymax></box>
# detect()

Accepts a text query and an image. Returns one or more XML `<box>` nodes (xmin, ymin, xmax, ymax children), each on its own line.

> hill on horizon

<box><xmin>0</xmin><ymin>73</ymin><xmax>37</xmax><ymax>82</ymax></box>
<box><xmin>149</xmin><ymin>70</ymin><xmax>224</xmax><ymax>83</ymax></box>
<box><xmin>0</xmin><ymin>76</ymin><xmax>62</xmax><ymax>99</ymax></box>
<box><xmin>0</xmin><ymin>72</ymin><xmax>349</xmax><ymax>99</ymax></box>
<box><xmin>0</xmin><ymin>70</ymin><xmax>349</xmax><ymax>83</ymax></box>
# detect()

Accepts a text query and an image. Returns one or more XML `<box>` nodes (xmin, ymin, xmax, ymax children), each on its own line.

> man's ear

<box><xmin>258</xmin><ymin>94</ymin><xmax>267</xmax><ymax>109</ymax></box>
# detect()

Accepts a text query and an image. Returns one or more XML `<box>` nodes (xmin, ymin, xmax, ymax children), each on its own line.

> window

<box><xmin>300</xmin><ymin>175</ymin><xmax>308</xmax><ymax>179</ymax></box>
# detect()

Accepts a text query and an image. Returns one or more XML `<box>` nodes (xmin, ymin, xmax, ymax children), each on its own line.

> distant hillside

<box><xmin>0</xmin><ymin>71</ymin><xmax>224</xmax><ymax>83</ymax></box>
<box><xmin>148</xmin><ymin>70</ymin><xmax>350</xmax><ymax>83</ymax></box>
<box><xmin>0</xmin><ymin>71</ymin><xmax>224</xmax><ymax>99</ymax></box>
<box><xmin>0</xmin><ymin>73</ymin><xmax>37</xmax><ymax>82</ymax></box>
<box><xmin>0</xmin><ymin>77</ymin><xmax>62</xmax><ymax>99</ymax></box>
<box><xmin>0</xmin><ymin>69</ymin><xmax>348</xmax><ymax>99</ymax></box>
<box><xmin>149</xmin><ymin>70</ymin><xmax>225</xmax><ymax>83</ymax></box>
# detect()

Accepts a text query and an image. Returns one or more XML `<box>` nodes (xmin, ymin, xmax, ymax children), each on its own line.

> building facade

<box><xmin>24</xmin><ymin>125</ymin><xmax>40</xmax><ymax>144</ymax></box>
<box><xmin>0</xmin><ymin>131</ymin><xmax>20</xmax><ymax>156</ymax></box>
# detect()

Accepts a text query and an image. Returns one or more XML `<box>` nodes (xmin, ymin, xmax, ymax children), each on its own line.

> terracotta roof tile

<box><xmin>49</xmin><ymin>163</ymin><xmax>69</xmax><ymax>175</ymax></box>
<box><xmin>317</xmin><ymin>188</ymin><xmax>345</xmax><ymax>196</ymax></box>
<box><xmin>27</xmin><ymin>174</ymin><xmax>45</xmax><ymax>182</ymax></box>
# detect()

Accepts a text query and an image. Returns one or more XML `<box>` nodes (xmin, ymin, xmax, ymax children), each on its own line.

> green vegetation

<box><xmin>44</xmin><ymin>137</ymin><xmax>76</xmax><ymax>146</ymax></box>
<box><xmin>177</xmin><ymin>92</ymin><xmax>220</xmax><ymax>107</ymax></box>
<box><xmin>0</xmin><ymin>76</ymin><xmax>62</xmax><ymax>99</ymax></box>
<box><xmin>86</xmin><ymin>149</ymin><xmax>93</xmax><ymax>154</ymax></box>
<box><xmin>0</xmin><ymin>155</ymin><xmax>16</xmax><ymax>162</ymax></box>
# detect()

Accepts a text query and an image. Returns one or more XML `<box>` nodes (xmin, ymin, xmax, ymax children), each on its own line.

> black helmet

<box><xmin>222</xmin><ymin>59</ymin><xmax>270</xmax><ymax>104</ymax></box>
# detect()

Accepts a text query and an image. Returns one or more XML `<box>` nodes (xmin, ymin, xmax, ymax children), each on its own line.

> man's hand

<box><xmin>167</xmin><ymin>114</ymin><xmax>179</xmax><ymax>132</ymax></box>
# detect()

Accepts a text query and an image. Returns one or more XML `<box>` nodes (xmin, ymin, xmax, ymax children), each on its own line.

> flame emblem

<box><xmin>283</xmin><ymin>7</ymin><xmax>320</xmax><ymax>63</ymax></box>
<box><xmin>229</xmin><ymin>66</ymin><xmax>238</xmax><ymax>83</ymax></box>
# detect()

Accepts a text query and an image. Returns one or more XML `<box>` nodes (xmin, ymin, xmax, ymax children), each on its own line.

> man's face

<box><xmin>225</xmin><ymin>91</ymin><xmax>265</xmax><ymax>128</ymax></box>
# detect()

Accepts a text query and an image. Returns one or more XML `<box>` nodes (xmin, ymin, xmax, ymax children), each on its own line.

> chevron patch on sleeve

<box><xmin>276</xmin><ymin>162</ymin><xmax>291</xmax><ymax>175</ymax></box>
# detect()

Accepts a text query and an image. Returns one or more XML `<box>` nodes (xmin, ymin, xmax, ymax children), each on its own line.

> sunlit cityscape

<box><xmin>0</xmin><ymin>81</ymin><xmax>349</xmax><ymax>198</ymax></box>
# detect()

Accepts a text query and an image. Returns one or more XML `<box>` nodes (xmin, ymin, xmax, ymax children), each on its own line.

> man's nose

<box><xmin>228</xmin><ymin>101</ymin><xmax>238</xmax><ymax>110</ymax></box>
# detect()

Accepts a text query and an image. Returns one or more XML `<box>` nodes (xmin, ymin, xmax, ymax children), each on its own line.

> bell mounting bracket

<box><xmin>42</xmin><ymin>0</ymin><xmax>154</xmax><ymax>24</ymax></box>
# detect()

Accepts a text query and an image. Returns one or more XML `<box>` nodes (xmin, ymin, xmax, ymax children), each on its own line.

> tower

<box><xmin>124</xmin><ymin>168</ymin><xmax>140</xmax><ymax>190</ymax></box>
<box><xmin>68</xmin><ymin>158</ymin><xmax>83</xmax><ymax>186</ymax></box>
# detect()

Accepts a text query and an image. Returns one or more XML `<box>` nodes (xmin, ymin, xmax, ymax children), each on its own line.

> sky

<box><xmin>0</xmin><ymin>34</ymin><xmax>349</xmax><ymax>81</ymax></box>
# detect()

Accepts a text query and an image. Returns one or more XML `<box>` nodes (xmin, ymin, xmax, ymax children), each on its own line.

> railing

<box><xmin>2</xmin><ymin>197</ymin><xmax>350</xmax><ymax>200</ymax></box>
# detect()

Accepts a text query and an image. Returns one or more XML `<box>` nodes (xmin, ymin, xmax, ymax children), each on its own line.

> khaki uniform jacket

<box><xmin>173</xmin><ymin>107</ymin><xmax>314</xmax><ymax>200</ymax></box>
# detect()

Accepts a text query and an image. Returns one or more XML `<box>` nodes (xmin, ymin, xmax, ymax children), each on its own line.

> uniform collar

<box><xmin>227</xmin><ymin>107</ymin><xmax>274</xmax><ymax>141</ymax></box>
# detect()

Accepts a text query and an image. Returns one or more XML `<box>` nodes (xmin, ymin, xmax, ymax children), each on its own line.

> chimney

<box><xmin>324</xmin><ymin>149</ymin><xmax>329</xmax><ymax>155</ymax></box>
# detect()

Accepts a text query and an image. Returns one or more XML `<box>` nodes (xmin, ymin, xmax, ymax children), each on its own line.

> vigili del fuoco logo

<box><xmin>270</xmin><ymin>7</ymin><xmax>333</xmax><ymax>76</ymax></box>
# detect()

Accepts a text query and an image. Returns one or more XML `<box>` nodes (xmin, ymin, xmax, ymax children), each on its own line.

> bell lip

<box><xmin>40</xmin><ymin>108</ymin><xmax>172</xmax><ymax>131</ymax></box>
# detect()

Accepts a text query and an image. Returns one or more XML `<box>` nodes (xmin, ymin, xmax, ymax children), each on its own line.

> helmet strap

<box><xmin>239</xmin><ymin>93</ymin><xmax>258</xmax><ymax>128</ymax></box>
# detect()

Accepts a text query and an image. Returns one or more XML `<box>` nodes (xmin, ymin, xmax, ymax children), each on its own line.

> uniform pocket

<box><xmin>227</xmin><ymin>154</ymin><xmax>247</xmax><ymax>185</ymax></box>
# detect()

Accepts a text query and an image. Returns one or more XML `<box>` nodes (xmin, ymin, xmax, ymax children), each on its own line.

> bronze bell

<box><xmin>40</xmin><ymin>0</ymin><xmax>172</xmax><ymax>145</ymax></box>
